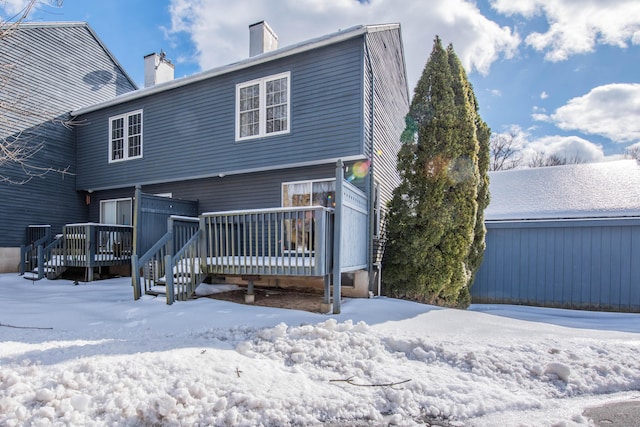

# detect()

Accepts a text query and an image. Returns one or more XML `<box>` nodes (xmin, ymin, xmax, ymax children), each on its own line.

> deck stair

<box><xmin>132</xmin><ymin>216</ymin><xmax>203</xmax><ymax>303</ymax></box>
<box><xmin>19</xmin><ymin>223</ymin><xmax>132</xmax><ymax>281</ymax></box>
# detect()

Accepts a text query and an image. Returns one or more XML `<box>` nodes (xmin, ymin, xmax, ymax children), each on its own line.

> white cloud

<box><xmin>494</xmin><ymin>126</ymin><xmax>607</xmax><ymax>166</ymax></box>
<box><xmin>168</xmin><ymin>0</ymin><xmax>520</xmax><ymax>88</ymax></box>
<box><xmin>1</xmin><ymin>0</ymin><xmax>30</xmax><ymax>16</ymax></box>
<box><xmin>521</xmin><ymin>135</ymin><xmax>606</xmax><ymax>164</ymax></box>
<box><xmin>540</xmin><ymin>91</ymin><xmax>548</xmax><ymax>99</ymax></box>
<box><xmin>491</xmin><ymin>0</ymin><xmax>640</xmax><ymax>61</ymax></box>
<box><xmin>0</xmin><ymin>0</ymin><xmax>60</xmax><ymax>18</ymax></box>
<box><xmin>546</xmin><ymin>83</ymin><xmax>640</xmax><ymax>143</ymax></box>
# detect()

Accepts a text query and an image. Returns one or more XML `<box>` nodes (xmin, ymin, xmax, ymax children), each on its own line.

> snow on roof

<box><xmin>486</xmin><ymin>159</ymin><xmax>640</xmax><ymax>220</ymax></box>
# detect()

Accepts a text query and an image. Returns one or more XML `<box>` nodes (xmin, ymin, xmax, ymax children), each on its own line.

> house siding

<box><xmin>364</xmin><ymin>28</ymin><xmax>410</xmax><ymax>266</ymax></box>
<box><xmin>75</xmin><ymin>38</ymin><xmax>366</xmax><ymax>191</ymax></box>
<box><xmin>0</xmin><ymin>23</ymin><xmax>136</xmax><ymax>251</ymax></box>
<box><xmin>472</xmin><ymin>218</ymin><xmax>640</xmax><ymax>313</ymax></box>
<box><xmin>88</xmin><ymin>164</ymin><xmax>360</xmax><ymax>223</ymax></box>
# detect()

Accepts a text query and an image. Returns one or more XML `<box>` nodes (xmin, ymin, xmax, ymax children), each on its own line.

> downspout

<box><xmin>365</xmin><ymin>34</ymin><xmax>376</xmax><ymax>294</ymax></box>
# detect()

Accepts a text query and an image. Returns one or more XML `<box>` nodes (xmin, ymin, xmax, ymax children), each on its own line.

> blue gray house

<box><xmin>0</xmin><ymin>22</ymin><xmax>137</xmax><ymax>272</ymax></box>
<box><xmin>6</xmin><ymin>21</ymin><xmax>410</xmax><ymax>311</ymax></box>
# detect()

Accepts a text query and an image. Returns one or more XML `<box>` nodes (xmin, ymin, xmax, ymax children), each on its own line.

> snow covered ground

<box><xmin>1</xmin><ymin>274</ymin><xmax>639</xmax><ymax>426</ymax></box>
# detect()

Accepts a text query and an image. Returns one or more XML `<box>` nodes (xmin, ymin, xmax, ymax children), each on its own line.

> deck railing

<box><xmin>62</xmin><ymin>223</ymin><xmax>133</xmax><ymax>267</ymax></box>
<box><xmin>132</xmin><ymin>216</ymin><xmax>200</xmax><ymax>300</ymax></box>
<box><xmin>19</xmin><ymin>225</ymin><xmax>52</xmax><ymax>276</ymax></box>
<box><xmin>165</xmin><ymin>230</ymin><xmax>204</xmax><ymax>304</ymax></box>
<box><xmin>200</xmin><ymin>206</ymin><xmax>334</xmax><ymax>277</ymax></box>
<box><xmin>27</xmin><ymin>223</ymin><xmax>134</xmax><ymax>280</ymax></box>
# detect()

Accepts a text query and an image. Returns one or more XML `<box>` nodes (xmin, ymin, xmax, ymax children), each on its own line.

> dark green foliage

<box><xmin>383</xmin><ymin>37</ymin><xmax>491</xmax><ymax>308</ymax></box>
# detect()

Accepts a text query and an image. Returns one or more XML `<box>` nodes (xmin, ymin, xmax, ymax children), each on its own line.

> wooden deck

<box><xmin>132</xmin><ymin>161</ymin><xmax>370</xmax><ymax>313</ymax></box>
<box><xmin>21</xmin><ymin>223</ymin><xmax>133</xmax><ymax>280</ymax></box>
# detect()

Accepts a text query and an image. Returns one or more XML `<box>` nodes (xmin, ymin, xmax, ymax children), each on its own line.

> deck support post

<box><xmin>165</xmin><ymin>254</ymin><xmax>174</xmax><ymax>304</ymax></box>
<box><xmin>245</xmin><ymin>280</ymin><xmax>255</xmax><ymax>304</ymax></box>
<box><xmin>85</xmin><ymin>224</ymin><xmax>95</xmax><ymax>281</ymax></box>
<box><xmin>37</xmin><ymin>244</ymin><xmax>45</xmax><ymax>280</ymax></box>
<box><xmin>332</xmin><ymin>160</ymin><xmax>344</xmax><ymax>314</ymax></box>
<box><xmin>132</xmin><ymin>254</ymin><xmax>141</xmax><ymax>300</ymax></box>
<box><xmin>320</xmin><ymin>274</ymin><xmax>332</xmax><ymax>313</ymax></box>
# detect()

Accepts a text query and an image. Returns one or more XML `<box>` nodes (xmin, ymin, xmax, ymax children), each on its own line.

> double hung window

<box><xmin>236</xmin><ymin>72</ymin><xmax>290</xmax><ymax>140</ymax></box>
<box><xmin>109</xmin><ymin>110</ymin><xmax>143</xmax><ymax>162</ymax></box>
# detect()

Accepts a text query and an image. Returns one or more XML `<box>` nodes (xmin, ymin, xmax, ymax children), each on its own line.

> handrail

<box><xmin>131</xmin><ymin>216</ymin><xmax>200</xmax><ymax>301</ymax></box>
<box><xmin>40</xmin><ymin>236</ymin><xmax>66</xmax><ymax>279</ymax></box>
<box><xmin>19</xmin><ymin>233</ymin><xmax>52</xmax><ymax>275</ymax></box>
<box><xmin>132</xmin><ymin>232</ymin><xmax>172</xmax><ymax>300</ymax></box>
<box><xmin>166</xmin><ymin>230</ymin><xmax>203</xmax><ymax>304</ymax></box>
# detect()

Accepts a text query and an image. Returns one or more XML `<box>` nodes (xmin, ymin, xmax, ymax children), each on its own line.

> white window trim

<box><xmin>281</xmin><ymin>178</ymin><xmax>336</xmax><ymax>207</ymax></box>
<box><xmin>99</xmin><ymin>197</ymin><xmax>133</xmax><ymax>225</ymax></box>
<box><xmin>109</xmin><ymin>109</ymin><xmax>143</xmax><ymax>163</ymax></box>
<box><xmin>236</xmin><ymin>72</ymin><xmax>291</xmax><ymax>141</ymax></box>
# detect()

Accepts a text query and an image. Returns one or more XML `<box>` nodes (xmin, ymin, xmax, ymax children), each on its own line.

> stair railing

<box><xmin>165</xmin><ymin>229</ymin><xmax>204</xmax><ymax>304</ymax></box>
<box><xmin>132</xmin><ymin>216</ymin><xmax>200</xmax><ymax>300</ymax></box>
<box><xmin>40</xmin><ymin>236</ymin><xmax>66</xmax><ymax>279</ymax></box>
<box><xmin>19</xmin><ymin>227</ymin><xmax>52</xmax><ymax>276</ymax></box>
<box><xmin>132</xmin><ymin>232</ymin><xmax>172</xmax><ymax>300</ymax></box>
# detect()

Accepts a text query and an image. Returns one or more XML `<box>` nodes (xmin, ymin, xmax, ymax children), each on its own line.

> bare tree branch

<box><xmin>489</xmin><ymin>131</ymin><xmax>521</xmax><ymax>171</ymax></box>
<box><xmin>0</xmin><ymin>321</ymin><xmax>53</xmax><ymax>330</ymax></box>
<box><xmin>625</xmin><ymin>145</ymin><xmax>640</xmax><ymax>161</ymax></box>
<box><xmin>330</xmin><ymin>376</ymin><xmax>411</xmax><ymax>388</ymax></box>
<box><xmin>1</xmin><ymin>0</ymin><xmax>71</xmax><ymax>184</ymax></box>
<box><xmin>528</xmin><ymin>151</ymin><xmax>586</xmax><ymax>168</ymax></box>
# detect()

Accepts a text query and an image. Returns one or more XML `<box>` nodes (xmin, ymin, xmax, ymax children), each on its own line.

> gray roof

<box><xmin>71</xmin><ymin>23</ymin><xmax>400</xmax><ymax>116</ymax></box>
<box><xmin>486</xmin><ymin>160</ymin><xmax>640</xmax><ymax>220</ymax></box>
<box><xmin>0</xmin><ymin>21</ymin><xmax>138</xmax><ymax>134</ymax></box>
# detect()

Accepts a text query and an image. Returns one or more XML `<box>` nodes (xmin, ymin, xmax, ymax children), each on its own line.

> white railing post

<box><xmin>333</xmin><ymin>160</ymin><xmax>344</xmax><ymax>314</ymax></box>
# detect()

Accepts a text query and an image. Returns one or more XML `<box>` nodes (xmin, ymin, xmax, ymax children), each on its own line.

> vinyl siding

<box><xmin>364</xmin><ymin>29</ymin><xmax>410</xmax><ymax>264</ymax></box>
<box><xmin>87</xmin><ymin>164</ymin><xmax>342</xmax><ymax>222</ymax></box>
<box><xmin>76</xmin><ymin>38</ymin><xmax>366</xmax><ymax>191</ymax></box>
<box><xmin>472</xmin><ymin>219</ymin><xmax>640</xmax><ymax>313</ymax></box>
<box><xmin>0</xmin><ymin>23</ymin><xmax>136</xmax><ymax>248</ymax></box>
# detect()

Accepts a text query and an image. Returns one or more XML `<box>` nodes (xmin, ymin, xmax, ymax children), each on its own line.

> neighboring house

<box><xmin>5</xmin><ymin>21</ymin><xmax>410</xmax><ymax>309</ymax></box>
<box><xmin>473</xmin><ymin>160</ymin><xmax>640</xmax><ymax>312</ymax></box>
<box><xmin>0</xmin><ymin>22</ymin><xmax>137</xmax><ymax>272</ymax></box>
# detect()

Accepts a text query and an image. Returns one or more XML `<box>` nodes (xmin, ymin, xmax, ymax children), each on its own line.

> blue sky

<box><xmin>6</xmin><ymin>0</ymin><xmax>640</xmax><ymax>165</ymax></box>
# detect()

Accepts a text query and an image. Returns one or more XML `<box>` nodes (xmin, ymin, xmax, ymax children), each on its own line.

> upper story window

<box><xmin>236</xmin><ymin>72</ymin><xmax>290</xmax><ymax>141</ymax></box>
<box><xmin>109</xmin><ymin>110</ymin><xmax>143</xmax><ymax>162</ymax></box>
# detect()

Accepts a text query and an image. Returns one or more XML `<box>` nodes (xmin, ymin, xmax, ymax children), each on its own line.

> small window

<box><xmin>100</xmin><ymin>198</ymin><xmax>132</xmax><ymax>225</ymax></box>
<box><xmin>109</xmin><ymin>110</ymin><xmax>143</xmax><ymax>162</ymax></box>
<box><xmin>236</xmin><ymin>72</ymin><xmax>290</xmax><ymax>141</ymax></box>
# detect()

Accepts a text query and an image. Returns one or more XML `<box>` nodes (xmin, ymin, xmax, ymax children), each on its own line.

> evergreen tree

<box><xmin>383</xmin><ymin>37</ymin><xmax>490</xmax><ymax>308</ymax></box>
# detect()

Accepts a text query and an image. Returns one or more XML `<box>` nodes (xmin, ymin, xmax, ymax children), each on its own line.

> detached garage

<box><xmin>472</xmin><ymin>160</ymin><xmax>640</xmax><ymax>312</ymax></box>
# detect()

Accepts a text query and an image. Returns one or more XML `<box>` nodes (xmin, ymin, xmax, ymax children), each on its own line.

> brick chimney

<box><xmin>249</xmin><ymin>21</ymin><xmax>278</xmax><ymax>57</ymax></box>
<box><xmin>144</xmin><ymin>51</ymin><xmax>174</xmax><ymax>88</ymax></box>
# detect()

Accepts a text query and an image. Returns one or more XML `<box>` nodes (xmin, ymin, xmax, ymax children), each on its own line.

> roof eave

<box><xmin>72</xmin><ymin>23</ymin><xmax>400</xmax><ymax>116</ymax></box>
